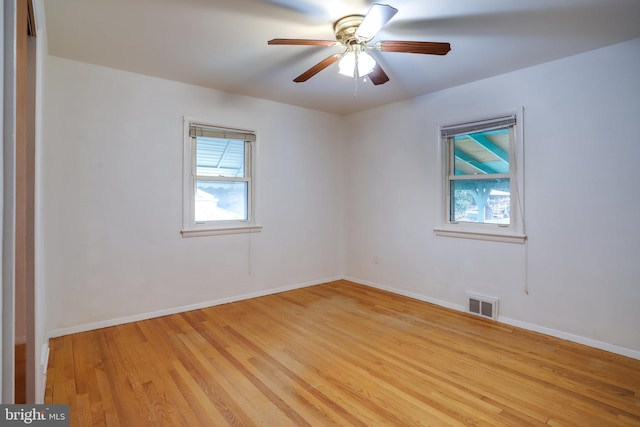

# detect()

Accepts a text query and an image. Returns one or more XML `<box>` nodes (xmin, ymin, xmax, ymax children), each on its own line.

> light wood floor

<box><xmin>45</xmin><ymin>280</ymin><xmax>640</xmax><ymax>426</ymax></box>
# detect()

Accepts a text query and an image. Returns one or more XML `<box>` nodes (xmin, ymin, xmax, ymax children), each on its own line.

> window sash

<box><xmin>184</xmin><ymin>120</ymin><xmax>257</xmax><ymax>231</ymax></box>
<box><xmin>196</xmin><ymin>176</ymin><xmax>249</xmax><ymax>183</ymax></box>
<box><xmin>449</xmin><ymin>173</ymin><xmax>511</xmax><ymax>181</ymax></box>
<box><xmin>445</xmin><ymin>124</ymin><xmax>516</xmax><ymax>227</ymax></box>
<box><xmin>191</xmin><ymin>138</ymin><xmax>252</xmax><ymax>224</ymax></box>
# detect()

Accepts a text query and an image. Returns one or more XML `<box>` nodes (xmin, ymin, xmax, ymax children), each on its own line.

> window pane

<box><xmin>453</xmin><ymin>128</ymin><xmax>510</xmax><ymax>175</ymax></box>
<box><xmin>196</xmin><ymin>137</ymin><xmax>245</xmax><ymax>178</ymax></box>
<box><xmin>450</xmin><ymin>178</ymin><xmax>510</xmax><ymax>224</ymax></box>
<box><xmin>195</xmin><ymin>181</ymin><xmax>248</xmax><ymax>221</ymax></box>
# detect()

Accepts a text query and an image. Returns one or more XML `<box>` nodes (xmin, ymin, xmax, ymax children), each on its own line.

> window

<box><xmin>435</xmin><ymin>110</ymin><xmax>525</xmax><ymax>243</ymax></box>
<box><xmin>182</xmin><ymin>119</ymin><xmax>261</xmax><ymax>236</ymax></box>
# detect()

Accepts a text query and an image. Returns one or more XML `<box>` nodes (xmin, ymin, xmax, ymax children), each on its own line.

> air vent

<box><xmin>466</xmin><ymin>292</ymin><xmax>499</xmax><ymax>320</ymax></box>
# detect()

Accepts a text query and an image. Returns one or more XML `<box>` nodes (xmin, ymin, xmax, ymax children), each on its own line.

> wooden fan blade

<box><xmin>294</xmin><ymin>53</ymin><xmax>342</xmax><ymax>82</ymax></box>
<box><xmin>368</xmin><ymin>63</ymin><xmax>389</xmax><ymax>85</ymax></box>
<box><xmin>268</xmin><ymin>38</ymin><xmax>339</xmax><ymax>47</ymax></box>
<box><xmin>356</xmin><ymin>4</ymin><xmax>398</xmax><ymax>41</ymax></box>
<box><xmin>376</xmin><ymin>41</ymin><xmax>451</xmax><ymax>55</ymax></box>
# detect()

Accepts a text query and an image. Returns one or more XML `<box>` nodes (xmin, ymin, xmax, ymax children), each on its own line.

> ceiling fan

<box><xmin>268</xmin><ymin>3</ymin><xmax>451</xmax><ymax>85</ymax></box>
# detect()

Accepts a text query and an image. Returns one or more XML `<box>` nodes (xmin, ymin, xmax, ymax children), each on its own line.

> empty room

<box><xmin>3</xmin><ymin>0</ymin><xmax>640</xmax><ymax>425</ymax></box>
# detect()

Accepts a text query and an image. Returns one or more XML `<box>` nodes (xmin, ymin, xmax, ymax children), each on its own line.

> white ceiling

<box><xmin>43</xmin><ymin>0</ymin><xmax>640</xmax><ymax>115</ymax></box>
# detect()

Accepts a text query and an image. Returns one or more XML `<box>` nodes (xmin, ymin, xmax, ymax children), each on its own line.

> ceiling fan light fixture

<box><xmin>358</xmin><ymin>51</ymin><xmax>377</xmax><ymax>76</ymax></box>
<box><xmin>269</xmin><ymin>3</ymin><xmax>450</xmax><ymax>85</ymax></box>
<box><xmin>338</xmin><ymin>51</ymin><xmax>376</xmax><ymax>77</ymax></box>
<box><xmin>338</xmin><ymin>52</ymin><xmax>355</xmax><ymax>77</ymax></box>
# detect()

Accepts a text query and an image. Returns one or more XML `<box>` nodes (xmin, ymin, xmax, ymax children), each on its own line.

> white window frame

<box><xmin>181</xmin><ymin>117</ymin><xmax>261</xmax><ymax>237</ymax></box>
<box><xmin>434</xmin><ymin>108</ymin><xmax>526</xmax><ymax>243</ymax></box>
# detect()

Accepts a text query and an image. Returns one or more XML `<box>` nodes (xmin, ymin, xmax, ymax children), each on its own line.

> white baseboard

<box><xmin>344</xmin><ymin>276</ymin><xmax>465</xmax><ymax>312</ymax></box>
<box><xmin>46</xmin><ymin>276</ymin><xmax>343</xmax><ymax>339</ymax></box>
<box><xmin>499</xmin><ymin>316</ymin><xmax>640</xmax><ymax>360</ymax></box>
<box><xmin>343</xmin><ymin>276</ymin><xmax>640</xmax><ymax>360</ymax></box>
<box><xmin>46</xmin><ymin>274</ymin><xmax>640</xmax><ymax>361</ymax></box>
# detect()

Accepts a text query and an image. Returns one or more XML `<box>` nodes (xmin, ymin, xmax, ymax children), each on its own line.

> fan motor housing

<box><xmin>333</xmin><ymin>15</ymin><xmax>365</xmax><ymax>44</ymax></box>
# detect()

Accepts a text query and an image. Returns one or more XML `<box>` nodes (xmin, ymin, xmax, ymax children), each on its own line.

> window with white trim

<box><xmin>182</xmin><ymin>119</ymin><xmax>261</xmax><ymax>237</ymax></box>
<box><xmin>435</xmin><ymin>110</ymin><xmax>525</xmax><ymax>243</ymax></box>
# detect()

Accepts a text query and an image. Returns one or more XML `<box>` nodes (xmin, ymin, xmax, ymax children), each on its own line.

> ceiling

<box><xmin>43</xmin><ymin>0</ymin><xmax>640</xmax><ymax>115</ymax></box>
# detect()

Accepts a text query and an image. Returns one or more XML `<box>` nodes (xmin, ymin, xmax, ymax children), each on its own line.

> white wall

<box><xmin>344</xmin><ymin>38</ymin><xmax>640</xmax><ymax>356</ymax></box>
<box><xmin>42</xmin><ymin>57</ymin><xmax>345</xmax><ymax>335</ymax></box>
<box><xmin>42</xmin><ymin>38</ymin><xmax>640</xmax><ymax>359</ymax></box>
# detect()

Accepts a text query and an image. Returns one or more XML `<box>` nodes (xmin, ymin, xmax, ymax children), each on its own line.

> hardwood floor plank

<box><xmin>94</xmin><ymin>328</ymin><xmax>150</xmax><ymax>427</ymax></box>
<box><xmin>46</xmin><ymin>280</ymin><xmax>640</xmax><ymax>426</ymax></box>
<box><xmin>170</xmin><ymin>334</ymin><xmax>280</xmax><ymax>426</ymax></box>
<box><xmin>173</xmin><ymin>331</ymin><xmax>262</xmax><ymax>426</ymax></box>
<box><xmin>235</xmin><ymin>298</ymin><xmax>477</xmax><ymax>426</ymax></box>
<box><xmin>50</xmin><ymin>335</ymin><xmax>77</xmax><ymax>405</ymax></box>
<box><xmin>255</xmin><ymin>290</ymin><xmax>536</xmax><ymax>425</ymax></box>
<box><xmin>93</xmin><ymin>363</ymin><xmax>120</xmax><ymax>427</ymax></box>
<box><xmin>170</xmin><ymin>359</ymin><xmax>238</xmax><ymax>426</ymax></box>
<box><xmin>75</xmin><ymin>393</ymin><xmax>93</xmax><ymax>426</ymax></box>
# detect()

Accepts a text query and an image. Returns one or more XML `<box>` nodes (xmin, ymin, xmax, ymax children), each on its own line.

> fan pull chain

<box><xmin>353</xmin><ymin>55</ymin><xmax>360</xmax><ymax>98</ymax></box>
<box><xmin>353</xmin><ymin>75</ymin><xmax>359</xmax><ymax>98</ymax></box>
<box><xmin>351</xmin><ymin>54</ymin><xmax>370</xmax><ymax>98</ymax></box>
